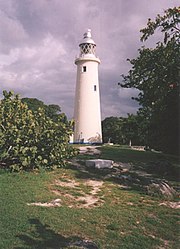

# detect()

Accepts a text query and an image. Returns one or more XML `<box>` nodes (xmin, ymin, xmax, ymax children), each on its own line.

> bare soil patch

<box><xmin>27</xmin><ymin>199</ymin><xmax>61</xmax><ymax>207</ymax></box>
<box><xmin>52</xmin><ymin>178</ymin><xmax>104</xmax><ymax>208</ymax></box>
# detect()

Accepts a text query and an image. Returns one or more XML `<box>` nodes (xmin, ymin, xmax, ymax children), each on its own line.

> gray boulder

<box><xmin>147</xmin><ymin>181</ymin><xmax>177</xmax><ymax>199</ymax></box>
<box><xmin>86</xmin><ymin>159</ymin><xmax>113</xmax><ymax>169</ymax></box>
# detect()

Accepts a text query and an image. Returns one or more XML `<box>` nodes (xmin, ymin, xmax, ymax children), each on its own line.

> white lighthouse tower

<box><xmin>73</xmin><ymin>29</ymin><xmax>102</xmax><ymax>144</ymax></box>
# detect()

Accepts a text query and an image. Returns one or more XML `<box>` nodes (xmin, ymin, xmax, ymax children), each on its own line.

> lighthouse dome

<box><xmin>79</xmin><ymin>29</ymin><xmax>97</xmax><ymax>57</ymax></box>
<box><xmin>79</xmin><ymin>29</ymin><xmax>96</xmax><ymax>45</ymax></box>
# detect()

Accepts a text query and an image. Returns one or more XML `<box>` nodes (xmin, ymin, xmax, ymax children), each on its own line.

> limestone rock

<box><xmin>70</xmin><ymin>239</ymin><xmax>99</xmax><ymax>249</ymax></box>
<box><xmin>147</xmin><ymin>181</ymin><xmax>177</xmax><ymax>199</ymax></box>
<box><xmin>86</xmin><ymin>159</ymin><xmax>113</xmax><ymax>169</ymax></box>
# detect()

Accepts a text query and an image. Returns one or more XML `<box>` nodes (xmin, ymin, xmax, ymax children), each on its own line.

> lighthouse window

<box><xmin>94</xmin><ymin>85</ymin><xmax>97</xmax><ymax>91</ymax></box>
<box><xmin>82</xmin><ymin>66</ymin><xmax>86</xmax><ymax>72</ymax></box>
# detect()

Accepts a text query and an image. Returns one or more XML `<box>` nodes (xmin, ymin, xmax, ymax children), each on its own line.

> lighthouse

<box><xmin>73</xmin><ymin>29</ymin><xmax>102</xmax><ymax>144</ymax></box>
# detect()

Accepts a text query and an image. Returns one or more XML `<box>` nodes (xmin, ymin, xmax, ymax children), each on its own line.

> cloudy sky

<box><xmin>0</xmin><ymin>0</ymin><xmax>179</xmax><ymax>119</ymax></box>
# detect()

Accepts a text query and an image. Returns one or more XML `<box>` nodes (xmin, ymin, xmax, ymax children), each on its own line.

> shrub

<box><xmin>0</xmin><ymin>91</ymin><xmax>77</xmax><ymax>171</ymax></box>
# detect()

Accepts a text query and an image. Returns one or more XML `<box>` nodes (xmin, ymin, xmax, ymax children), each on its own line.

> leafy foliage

<box><xmin>121</xmin><ymin>7</ymin><xmax>180</xmax><ymax>154</ymax></box>
<box><xmin>102</xmin><ymin>115</ymin><xmax>142</xmax><ymax>145</ymax></box>
<box><xmin>21</xmin><ymin>98</ymin><xmax>45</xmax><ymax>112</ymax></box>
<box><xmin>140</xmin><ymin>7</ymin><xmax>180</xmax><ymax>43</ymax></box>
<box><xmin>22</xmin><ymin>98</ymin><xmax>62</xmax><ymax>122</ymax></box>
<box><xmin>102</xmin><ymin>117</ymin><xmax>124</xmax><ymax>144</ymax></box>
<box><xmin>121</xmin><ymin>114</ymin><xmax>143</xmax><ymax>146</ymax></box>
<box><xmin>0</xmin><ymin>91</ymin><xmax>77</xmax><ymax>171</ymax></box>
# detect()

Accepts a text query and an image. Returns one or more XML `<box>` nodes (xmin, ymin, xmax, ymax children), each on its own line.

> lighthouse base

<box><xmin>72</xmin><ymin>142</ymin><xmax>103</xmax><ymax>146</ymax></box>
<box><xmin>73</xmin><ymin>132</ymin><xmax>102</xmax><ymax>144</ymax></box>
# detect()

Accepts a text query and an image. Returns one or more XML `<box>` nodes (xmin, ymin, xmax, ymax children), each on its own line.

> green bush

<box><xmin>0</xmin><ymin>90</ymin><xmax>77</xmax><ymax>171</ymax></box>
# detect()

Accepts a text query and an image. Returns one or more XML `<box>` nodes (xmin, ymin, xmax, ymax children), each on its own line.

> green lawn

<box><xmin>0</xmin><ymin>145</ymin><xmax>179</xmax><ymax>249</ymax></box>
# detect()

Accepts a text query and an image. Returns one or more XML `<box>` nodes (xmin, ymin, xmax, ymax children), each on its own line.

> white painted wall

<box><xmin>73</xmin><ymin>57</ymin><xmax>102</xmax><ymax>143</ymax></box>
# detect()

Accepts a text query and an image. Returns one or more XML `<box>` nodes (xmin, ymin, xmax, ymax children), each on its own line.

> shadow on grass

<box><xmin>67</xmin><ymin>157</ymin><xmax>179</xmax><ymax>195</ymax></box>
<box><xmin>68</xmin><ymin>162</ymin><xmax>148</xmax><ymax>194</ymax></box>
<box><xmin>72</xmin><ymin>146</ymin><xmax>179</xmax><ymax>184</ymax></box>
<box><xmin>14</xmin><ymin>218</ymin><xmax>98</xmax><ymax>249</ymax></box>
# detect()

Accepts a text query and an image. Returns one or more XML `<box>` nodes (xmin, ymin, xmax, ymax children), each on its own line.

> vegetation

<box><xmin>0</xmin><ymin>145</ymin><xmax>179</xmax><ymax>249</ymax></box>
<box><xmin>22</xmin><ymin>97</ymin><xmax>66</xmax><ymax>122</ymax></box>
<box><xmin>102</xmin><ymin>115</ymin><xmax>142</xmax><ymax>145</ymax></box>
<box><xmin>0</xmin><ymin>6</ymin><xmax>179</xmax><ymax>249</ymax></box>
<box><xmin>0</xmin><ymin>91</ymin><xmax>76</xmax><ymax>171</ymax></box>
<box><xmin>120</xmin><ymin>7</ymin><xmax>179</xmax><ymax>155</ymax></box>
<box><xmin>102</xmin><ymin>116</ymin><xmax>125</xmax><ymax>144</ymax></box>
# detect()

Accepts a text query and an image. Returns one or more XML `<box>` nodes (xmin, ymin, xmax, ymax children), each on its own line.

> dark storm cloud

<box><xmin>0</xmin><ymin>0</ymin><xmax>179</xmax><ymax>119</ymax></box>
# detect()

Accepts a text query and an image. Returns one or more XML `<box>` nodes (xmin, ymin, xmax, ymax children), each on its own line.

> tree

<box><xmin>140</xmin><ymin>7</ymin><xmax>180</xmax><ymax>43</ymax></box>
<box><xmin>21</xmin><ymin>98</ymin><xmax>45</xmax><ymax>112</ymax></box>
<box><xmin>121</xmin><ymin>7</ymin><xmax>179</xmax><ymax>154</ymax></box>
<box><xmin>121</xmin><ymin>114</ymin><xmax>142</xmax><ymax>146</ymax></box>
<box><xmin>102</xmin><ymin>117</ymin><xmax>124</xmax><ymax>144</ymax></box>
<box><xmin>45</xmin><ymin>104</ymin><xmax>61</xmax><ymax>121</ymax></box>
<box><xmin>102</xmin><ymin>115</ymin><xmax>142</xmax><ymax>145</ymax></box>
<box><xmin>22</xmin><ymin>98</ymin><xmax>62</xmax><ymax>122</ymax></box>
<box><xmin>0</xmin><ymin>91</ymin><xmax>76</xmax><ymax>171</ymax></box>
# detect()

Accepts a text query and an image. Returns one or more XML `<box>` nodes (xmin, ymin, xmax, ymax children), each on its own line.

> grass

<box><xmin>0</xmin><ymin>145</ymin><xmax>179</xmax><ymax>249</ymax></box>
<box><xmin>99</xmin><ymin>145</ymin><xmax>178</xmax><ymax>164</ymax></box>
<box><xmin>99</xmin><ymin>145</ymin><xmax>180</xmax><ymax>181</ymax></box>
